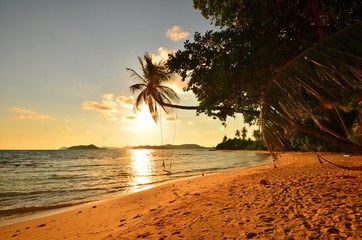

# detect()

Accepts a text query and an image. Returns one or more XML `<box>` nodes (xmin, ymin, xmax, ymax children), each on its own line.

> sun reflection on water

<box><xmin>129</xmin><ymin>149</ymin><xmax>153</xmax><ymax>190</ymax></box>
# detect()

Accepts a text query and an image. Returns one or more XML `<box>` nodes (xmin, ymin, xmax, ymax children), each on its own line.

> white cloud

<box><xmin>151</xmin><ymin>47</ymin><xmax>177</xmax><ymax>63</ymax></box>
<box><xmin>166</xmin><ymin>25</ymin><xmax>189</xmax><ymax>41</ymax></box>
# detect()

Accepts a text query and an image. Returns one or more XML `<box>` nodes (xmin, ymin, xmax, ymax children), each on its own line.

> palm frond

<box><xmin>129</xmin><ymin>83</ymin><xmax>147</xmax><ymax>94</ymax></box>
<box><xmin>157</xmin><ymin>85</ymin><xmax>180</xmax><ymax>102</ymax></box>
<box><xmin>126</xmin><ymin>68</ymin><xmax>147</xmax><ymax>84</ymax></box>
<box><xmin>133</xmin><ymin>90</ymin><xmax>147</xmax><ymax>112</ymax></box>
<box><xmin>139</xmin><ymin>55</ymin><xmax>148</xmax><ymax>81</ymax></box>
<box><xmin>261</xmin><ymin>21</ymin><xmax>362</xmax><ymax>154</ymax></box>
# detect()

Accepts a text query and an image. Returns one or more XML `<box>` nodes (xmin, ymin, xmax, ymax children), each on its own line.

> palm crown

<box><xmin>127</xmin><ymin>53</ymin><xmax>179</xmax><ymax>122</ymax></box>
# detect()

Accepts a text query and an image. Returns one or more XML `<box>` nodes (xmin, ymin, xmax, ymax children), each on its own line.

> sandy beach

<box><xmin>0</xmin><ymin>152</ymin><xmax>361</xmax><ymax>240</ymax></box>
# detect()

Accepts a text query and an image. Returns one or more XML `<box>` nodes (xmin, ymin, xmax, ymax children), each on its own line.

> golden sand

<box><xmin>0</xmin><ymin>152</ymin><xmax>361</xmax><ymax>239</ymax></box>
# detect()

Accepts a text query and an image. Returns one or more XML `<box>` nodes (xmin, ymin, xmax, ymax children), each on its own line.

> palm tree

<box><xmin>260</xmin><ymin>21</ymin><xmax>362</xmax><ymax>155</ymax></box>
<box><xmin>127</xmin><ymin>53</ymin><xmax>179</xmax><ymax>122</ymax></box>
<box><xmin>241</xmin><ymin>127</ymin><xmax>247</xmax><ymax>141</ymax></box>
<box><xmin>234</xmin><ymin>130</ymin><xmax>241</xmax><ymax>138</ymax></box>
<box><xmin>252</xmin><ymin>129</ymin><xmax>262</xmax><ymax>141</ymax></box>
<box><xmin>127</xmin><ymin>53</ymin><xmax>257</xmax><ymax>122</ymax></box>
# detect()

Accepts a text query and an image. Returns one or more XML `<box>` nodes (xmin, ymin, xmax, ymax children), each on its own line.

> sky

<box><xmin>0</xmin><ymin>0</ymin><xmax>257</xmax><ymax>150</ymax></box>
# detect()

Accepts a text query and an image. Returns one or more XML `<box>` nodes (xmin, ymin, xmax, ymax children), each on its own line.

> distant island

<box><xmin>59</xmin><ymin>144</ymin><xmax>209</xmax><ymax>150</ymax></box>
<box><xmin>64</xmin><ymin>144</ymin><xmax>106</xmax><ymax>150</ymax></box>
<box><xmin>132</xmin><ymin>144</ymin><xmax>210</xmax><ymax>150</ymax></box>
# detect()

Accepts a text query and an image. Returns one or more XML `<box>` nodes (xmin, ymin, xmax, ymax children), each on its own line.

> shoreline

<box><xmin>0</xmin><ymin>151</ymin><xmax>272</xmax><ymax>227</ymax></box>
<box><xmin>1</xmin><ymin>152</ymin><xmax>361</xmax><ymax>239</ymax></box>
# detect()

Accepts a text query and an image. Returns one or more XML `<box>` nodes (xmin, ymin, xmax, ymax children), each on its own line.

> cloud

<box><xmin>28</xmin><ymin>114</ymin><xmax>54</xmax><ymax>120</ymax></box>
<box><xmin>83</xmin><ymin>94</ymin><xmax>136</xmax><ymax>113</ymax></box>
<box><xmin>10</xmin><ymin>107</ymin><xmax>54</xmax><ymax>120</ymax></box>
<box><xmin>101</xmin><ymin>93</ymin><xmax>116</xmax><ymax>104</ymax></box>
<box><xmin>164</xmin><ymin>116</ymin><xmax>177</xmax><ymax>122</ymax></box>
<box><xmin>83</xmin><ymin>94</ymin><xmax>138</xmax><ymax>121</ymax></box>
<box><xmin>151</xmin><ymin>47</ymin><xmax>177</xmax><ymax>62</ymax></box>
<box><xmin>12</xmin><ymin>115</ymin><xmax>27</xmax><ymax>119</ymax></box>
<box><xmin>116</xmin><ymin>96</ymin><xmax>135</xmax><ymax>106</ymax></box>
<box><xmin>82</xmin><ymin>94</ymin><xmax>119</xmax><ymax>112</ymax></box>
<box><xmin>57</xmin><ymin>127</ymin><xmax>72</xmax><ymax>131</ymax></box>
<box><xmin>82</xmin><ymin>101</ymin><xmax>114</xmax><ymax>111</ymax></box>
<box><xmin>9</xmin><ymin>107</ymin><xmax>36</xmax><ymax>114</ymax></box>
<box><xmin>121</xmin><ymin>115</ymin><xmax>137</xmax><ymax>121</ymax></box>
<box><xmin>166</xmin><ymin>25</ymin><xmax>189</xmax><ymax>41</ymax></box>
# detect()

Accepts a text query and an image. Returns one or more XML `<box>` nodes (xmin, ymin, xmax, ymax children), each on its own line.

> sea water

<box><xmin>0</xmin><ymin>149</ymin><xmax>270</xmax><ymax>224</ymax></box>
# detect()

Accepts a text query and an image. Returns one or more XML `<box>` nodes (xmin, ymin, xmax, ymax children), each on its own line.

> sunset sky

<box><xmin>0</xmin><ymin>0</ymin><xmax>256</xmax><ymax>150</ymax></box>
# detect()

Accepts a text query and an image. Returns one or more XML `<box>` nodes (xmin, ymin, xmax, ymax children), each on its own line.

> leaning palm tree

<box><xmin>127</xmin><ymin>53</ymin><xmax>180</xmax><ymax>122</ymax></box>
<box><xmin>260</xmin><ymin>21</ymin><xmax>362</xmax><ymax>155</ymax></box>
<box><xmin>127</xmin><ymin>53</ymin><xmax>257</xmax><ymax>123</ymax></box>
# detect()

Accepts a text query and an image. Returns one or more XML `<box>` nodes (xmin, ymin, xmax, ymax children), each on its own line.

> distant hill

<box><xmin>132</xmin><ymin>144</ymin><xmax>210</xmax><ymax>150</ymax></box>
<box><xmin>66</xmin><ymin>144</ymin><xmax>106</xmax><ymax>150</ymax></box>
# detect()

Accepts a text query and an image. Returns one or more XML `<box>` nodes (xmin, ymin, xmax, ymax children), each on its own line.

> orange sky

<box><xmin>0</xmin><ymin>0</ymin><xmax>256</xmax><ymax>149</ymax></box>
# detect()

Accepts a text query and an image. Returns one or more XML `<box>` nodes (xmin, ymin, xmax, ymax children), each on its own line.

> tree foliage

<box><xmin>166</xmin><ymin>0</ymin><xmax>362</xmax><ymax>153</ymax></box>
<box><xmin>167</xmin><ymin>0</ymin><xmax>361</xmax><ymax>122</ymax></box>
<box><xmin>216</xmin><ymin>129</ymin><xmax>266</xmax><ymax>150</ymax></box>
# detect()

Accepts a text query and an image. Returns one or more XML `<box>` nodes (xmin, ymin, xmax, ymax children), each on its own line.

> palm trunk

<box><xmin>157</xmin><ymin>100</ymin><xmax>260</xmax><ymax>116</ymax></box>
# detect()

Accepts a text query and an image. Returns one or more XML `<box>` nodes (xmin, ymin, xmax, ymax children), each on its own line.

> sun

<box><xmin>134</xmin><ymin>105</ymin><xmax>158</xmax><ymax>127</ymax></box>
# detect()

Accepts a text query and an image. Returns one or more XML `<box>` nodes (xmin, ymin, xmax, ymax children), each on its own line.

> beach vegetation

<box><xmin>216</xmin><ymin>130</ymin><xmax>266</xmax><ymax>151</ymax></box>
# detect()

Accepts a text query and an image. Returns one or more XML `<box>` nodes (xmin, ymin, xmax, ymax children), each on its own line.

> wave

<box><xmin>0</xmin><ymin>187</ymin><xmax>110</xmax><ymax>198</ymax></box>
<box><xmin>0</xmin><ymin>201</ymin><xmax>90</xmax><ymax>217</ymax></box>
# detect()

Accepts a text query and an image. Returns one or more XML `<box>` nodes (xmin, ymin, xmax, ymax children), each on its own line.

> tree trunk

<box><xmin>308</xmin><ymin>0</ymin><xmax>324</xmax><ymax>41</ymax></box>
<box><xmin>156</xmin><ymin>100</ymin><xmax>260</xmax><ymax>116</ymax></box>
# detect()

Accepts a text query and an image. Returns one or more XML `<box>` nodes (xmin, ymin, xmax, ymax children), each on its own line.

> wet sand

<box><xmin>0</xmin><ymin>152</ymin><xmax>361</xmax><ymax>239</ymax></box>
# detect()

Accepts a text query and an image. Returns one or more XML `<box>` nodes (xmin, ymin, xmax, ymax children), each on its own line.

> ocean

<box><xmin>0</xmin><ymin>149</ymin><xmax>270</xmax><ymax>225</ymax></box>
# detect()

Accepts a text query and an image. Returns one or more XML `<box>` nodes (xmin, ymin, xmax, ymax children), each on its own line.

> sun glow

<box><xmin>134</xmin><ymin>105</ymin><xmax>158</xmax><ymax>127</ymax></box>
<box><xmin>129</xmin><ymin>149</ymin><xmax>153</xmax><ymax>189</ymax></box>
